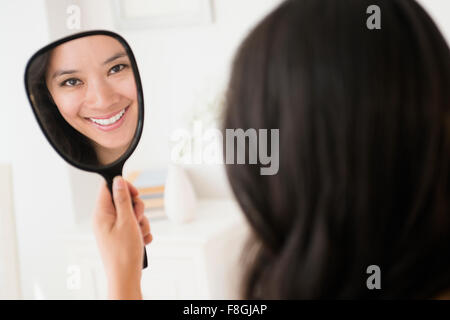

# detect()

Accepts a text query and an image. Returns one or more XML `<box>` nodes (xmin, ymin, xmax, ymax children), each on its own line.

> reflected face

<box><xmin>45</xmin><ymin>35</ymin><xmax>138</xmax><ymax>165</ymax></box>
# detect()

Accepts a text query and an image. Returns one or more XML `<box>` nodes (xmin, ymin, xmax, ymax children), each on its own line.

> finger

<box><xmin>126</xmin><ymin>180</ymin><xmax>139</xmax><ymax>198</ymax></box>
<box><xmin>112</xmin><ymin>176</ymin><xmax>134</xmax><ymax>223</ymax></box>
<box><xmin>133</xmin><ymin>197</ymin><xmax>145</xmax><ymax>221</ymax></box>
<box><xmin>144</xmin><ymin>233</ymin><xmax>153</xmax><ymax>245</ymax></box>
<box><xmin>140</xmin><ymin>216</ymin><xmax>151</xmax><ymax>237</ymax></box>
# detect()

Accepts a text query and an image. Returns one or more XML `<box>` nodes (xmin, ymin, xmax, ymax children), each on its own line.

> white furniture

<box><xmin>63</xmin><ymin>199</ymin><xmax>249</xmax><ymax>299</ymax></box>
<box><xmin>0</xmin><ymin>164</ymin><xmax>21</xmax><ymax>299</ymax></box>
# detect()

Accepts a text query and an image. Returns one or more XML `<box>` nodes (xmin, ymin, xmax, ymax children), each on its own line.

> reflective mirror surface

<box><xmin>25</xmin><ymin>32</ymin><xmax>142</xmax><ymax>168</ymax></box>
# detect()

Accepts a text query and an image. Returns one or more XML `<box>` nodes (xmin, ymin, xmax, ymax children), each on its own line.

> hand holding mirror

<box><xmin>24</xmin><ymin>30</ymin><xmax>147</xmax><ymax>269</ymax></box>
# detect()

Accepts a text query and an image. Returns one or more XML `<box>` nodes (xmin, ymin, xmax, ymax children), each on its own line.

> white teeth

<box><xmin>90</xmin><ymin>109</ymin><xmax>126</xmax><ymax>126</ymax></box>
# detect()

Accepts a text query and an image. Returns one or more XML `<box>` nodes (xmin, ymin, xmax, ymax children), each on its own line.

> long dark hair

<box><xmin>224</xmin><ymin>0</ymin><xmax>450</xmax><ymax>298</ymax></box>
<box><xmin>27</xmin><ymin>51</ymin><xmax>99</xmax><ymax>166</ymax></box>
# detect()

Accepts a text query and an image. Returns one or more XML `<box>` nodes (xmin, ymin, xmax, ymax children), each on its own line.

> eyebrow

<box><xmin>51</xmin><ymin>69</ymin><xmax>78</xmax><ymax>80</ymax></box>
<box><xmin>103</xmin><ymin>51</ymin><xmax>128</xmax><ymax>65</ymax></box>
<box><xmin>50</xmin><ymin>52</ymin><xmax>128</xmax><ymax>80</ymax></box>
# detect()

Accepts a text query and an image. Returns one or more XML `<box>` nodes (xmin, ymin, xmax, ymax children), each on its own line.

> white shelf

<box><xmin>61</xmin><ymin>199</ymin><xmax>249</xmax><ymax>299</ymax></box>
<box><xmin>148</xmin><ymin>199</ymin><xmax>246</xmax><ymax>244</ymax></box>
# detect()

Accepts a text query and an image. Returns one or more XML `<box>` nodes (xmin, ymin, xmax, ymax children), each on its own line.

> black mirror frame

<box><xmin>24</xmin><ymin>30</ymin><xmax>148</xmax><ymax>269</ymax></box>
<box><xmin>24</xmin><ymin>30</ymin><xmax>145</xmax><ymax>192</ymax></box>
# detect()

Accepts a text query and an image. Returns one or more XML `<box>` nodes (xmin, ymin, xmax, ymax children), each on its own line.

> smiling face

<box><xmin>45</xmin><ymin>35</ymin><xmax>138</xmax><ymax>165</ymax></box>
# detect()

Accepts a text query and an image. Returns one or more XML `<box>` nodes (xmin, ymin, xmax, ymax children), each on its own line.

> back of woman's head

<box><xmin>223</xmin><ymin>0</ymin><xmax>450</xmax><ymax>298</ymax></box>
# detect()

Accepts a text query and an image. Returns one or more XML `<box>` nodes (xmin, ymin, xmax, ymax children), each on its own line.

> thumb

<box><xmin>93</xmin><ymin>180</ymin><xmax>115</xmax><ymax>231</ymax></box>
<box><xmin>97</xmin><ymin>179</ymin><xmax>114</xmax><ymax>211</ymax></box>
<box><xmin>112</xmin><ymin>176</ymin><xmax>134</xmax><ymax>223</ymax></box>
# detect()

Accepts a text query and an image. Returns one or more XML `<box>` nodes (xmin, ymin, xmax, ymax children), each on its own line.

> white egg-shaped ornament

<box><xmin>164</xmin><ymin>164</ymin><xmax>197</xmax><ymax>224</ymax></box>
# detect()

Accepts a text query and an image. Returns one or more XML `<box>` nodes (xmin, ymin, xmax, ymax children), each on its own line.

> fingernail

<box><xmin>113</xmin><ymin>176</ymin><xmax>124</xmax><ymax>191</ymax></box>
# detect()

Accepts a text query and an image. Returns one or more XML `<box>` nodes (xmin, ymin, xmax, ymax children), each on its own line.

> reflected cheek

<box><xmin>114</xmin><ymin>78</ymin><xmax>137</xmax><ymax>102</ymax></box>
<box><xmin>52</xmin><ymin>94</ymin><xmax>84</xmax><ymax>126</ymax></box>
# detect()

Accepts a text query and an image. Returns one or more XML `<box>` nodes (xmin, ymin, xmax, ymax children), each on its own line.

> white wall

<box><xmin>0</xmin><ymin>0</ymin><xmax>78</xmax><ymax>299</ymax></box>
<box><xmin>1</xmin><ymin>0</ymin><xmax>449</xmax><ymax>299</ymax></box>
<box><xmin>117</xmin><ymin>0</ymin><xmax>285</xmax><ymax>170</ymax></box>
<box><xmin>417</xmin><ymin>0</ymin><xmax>450</xmax><ymax>42</ymax></box>
<box><xmin>0</xmin><ymin>165</ymin><xmax>20</xmax><ymax>299</ymax></box>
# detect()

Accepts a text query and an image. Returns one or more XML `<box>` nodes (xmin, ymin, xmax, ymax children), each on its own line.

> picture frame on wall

<box><xmin>113</xmin><ymin>0</ymin><xmax>214</xmax><ymax>29</ymax></box>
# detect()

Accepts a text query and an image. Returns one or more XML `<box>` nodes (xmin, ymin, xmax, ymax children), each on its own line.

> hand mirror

<box><xmin>24</xmin><ymin>30</ymin><xmax>147</xmax><ymax>268</ymax></box>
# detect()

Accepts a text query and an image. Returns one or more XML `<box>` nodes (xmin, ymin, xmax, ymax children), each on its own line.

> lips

<box><xmin>89</xmin><ymin>107</ymin><xmax>127</xmax><ymax>125</ymax></box>
<box><xmin>87</xmin><ymin>106</ymin><xmax>129</xmax><ymax>132</ymax></box>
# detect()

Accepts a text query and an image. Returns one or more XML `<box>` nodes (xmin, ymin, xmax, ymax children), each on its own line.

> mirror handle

<box><xmin>105</xmin><ymin>173</ymin><xmax>149</xmax><ymax>270</ymax></box>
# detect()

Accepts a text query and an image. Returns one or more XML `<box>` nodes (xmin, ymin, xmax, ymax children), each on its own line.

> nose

<box><xmin>84</xmin><ymin>77</ymin><xmax>120</xmax><ymax>112</ymax></box>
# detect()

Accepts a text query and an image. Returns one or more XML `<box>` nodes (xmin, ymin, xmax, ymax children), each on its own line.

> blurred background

<box><xmin>0</xmin><ymin>0</ymin><xmax>449</xmax><ymax>299</ymax></box>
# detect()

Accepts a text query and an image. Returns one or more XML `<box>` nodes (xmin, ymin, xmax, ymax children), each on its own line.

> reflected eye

<box><xmin>60</xmin><ymin>78</ymin><xmax>82</xmax><ymax>87</ymax></box>
<box><xmin>109</xmin><ymin>64</ymin><xmax>128</xmax><ymax>75</ymax></box>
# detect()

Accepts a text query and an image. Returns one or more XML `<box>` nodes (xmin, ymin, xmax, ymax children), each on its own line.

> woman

<box><xmin>27</xmin><ymin>35</ymin><xmax>139</xmax><ymax>166</ymax></box>
<box><xmin>94</xmin><ymin>0</ymin><xmax>450</xmax><ymax>299</ymax></box>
